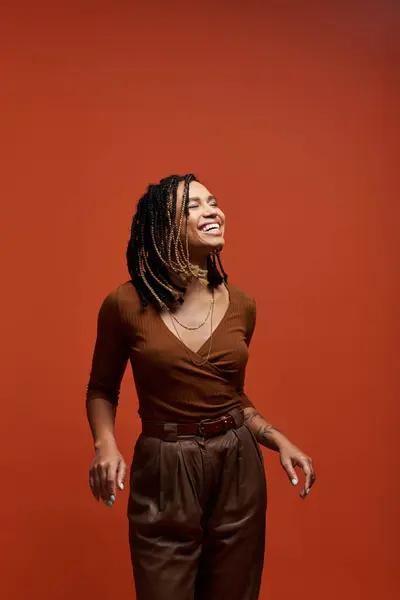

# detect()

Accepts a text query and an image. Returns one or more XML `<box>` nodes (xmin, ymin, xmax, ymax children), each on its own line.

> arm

<box><xmin>86</xmin><ymin>399</ymin><xmax>117</xmax><ymax>449</ymax></box>
<box><xmin>86</xmin><ymin>288</ymin><xmax>130</xmax><ymax>507</ymax></box>
<box><xmin>243</xmin><ymin>407</ymin><xmax>285</xmax><ymax>452</ymax></box>
<box><xmin>243</xmin><ymin>406</ymin><xmax>315</xmax><ymax>499</ymax></box>
<box><xmin>242</xmin><ymin>298</ymin><xmax>316</xmax><ymax>499</ymax></box>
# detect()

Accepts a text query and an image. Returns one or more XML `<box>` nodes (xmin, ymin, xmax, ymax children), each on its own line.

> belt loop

<box><xmin>229</xmin><ymin>408</ymin><xmax>244</xmax><ymax>429</ymax></box>
<box><xmin>163</xmin><ymin>422</ymin><xmax>178</xmax><ymax>442</ymax></box>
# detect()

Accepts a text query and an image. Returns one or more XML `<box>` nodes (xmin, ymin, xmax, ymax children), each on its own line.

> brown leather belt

<box><xmin>142</xmin><ymin>408</ymin><xmax>243</xmax><ymax>440</ymax></box>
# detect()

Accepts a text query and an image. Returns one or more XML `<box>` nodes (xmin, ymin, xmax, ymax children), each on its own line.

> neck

<box><xmin>189</xmin><ymin>253</ymin><xmax>208</xmax><ymax>271</ymax></box>
<box><xmin>167</xmin><ymin>254</ymin><xmax>210</xmax><ymax>294</ymax></box>
<box><xmin>185</xmin><ymin>276</ymin><xmax>208</xmax><ymax>294</ymax></box>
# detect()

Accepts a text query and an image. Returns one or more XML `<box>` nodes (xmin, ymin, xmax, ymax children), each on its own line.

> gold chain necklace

<box><xmin>168</xmin><ymin>289</ymin><xmax>214</xmax><ymax>330</ymax></box>
<box><xmin>168</xmin><ymin>290</ymin><xmax>215</xmax><ymax>367</ymax></box>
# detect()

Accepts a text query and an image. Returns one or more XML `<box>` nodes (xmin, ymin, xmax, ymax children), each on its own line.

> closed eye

<box><xmin>188</xmin><ymin>195</ymin><xmax>219</xmax><ymax>209</ymax></box>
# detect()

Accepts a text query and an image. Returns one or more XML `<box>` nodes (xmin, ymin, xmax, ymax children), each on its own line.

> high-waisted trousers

<box><xmin>127</xmin><ymin>414</ymin><xmax>267</xmax><ymax>600</ymax></box>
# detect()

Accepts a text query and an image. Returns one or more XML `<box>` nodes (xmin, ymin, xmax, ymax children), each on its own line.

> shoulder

<box><xmin>100</xmin><ymin>281</ymin><xmax>143</xmax><ymax>320</ymax></box>
<box><xmin>227</xmin><ymin>282</ymin><xmax>257</xmax><ymax>340</ymax></box>
<box><xmin>227</xmin><ymin>282</ymin><xmax>256</xmax><ymax>314</ymax></box>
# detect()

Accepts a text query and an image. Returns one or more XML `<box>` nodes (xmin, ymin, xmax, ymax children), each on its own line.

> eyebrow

<box><xmin>188</xmin><ymin>195</ymin><xmax>217</xmax><ymax>202</ymax></box>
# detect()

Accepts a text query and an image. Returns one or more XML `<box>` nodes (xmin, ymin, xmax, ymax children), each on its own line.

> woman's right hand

<box><xmin>89</xmin><ymin>437</ymin><xmax>126</xmax><ymax>507</ymax></box>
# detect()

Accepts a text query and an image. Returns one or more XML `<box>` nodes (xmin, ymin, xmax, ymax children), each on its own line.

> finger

<box><xmin>299</xmin><ymin>460</ymin><xmax>313</xmax><ymax>499</ymax></box>
<box><xmin>89</xmin><ymin>470</ymin><xmax>98</xmax><ymax>501</ymax></box>
<box><xmin>305</xmin><ymin>457</ymin><xmax>316</xmax><ymax>485</ymax></box>
<box><xmin>308</xmin><ymin>458</ymin><xmax>316</xmax><ymax>481</ymax></box>
<box><xmin>117</xmin><ymin>459</ymin><xmax>126</xmax><ymax>491</ymax></box>
<box><xmin>97</xmin><ymin>463</ymin><xmax>111</xmax><ymax>504</ymax></box>
<box><xmin>308</xmin><ymin>459</ymin><xmax>316</xmax><ymax>490</ymax></box>
<box><xmin>91</xmin><ymin>466</ymin><xmax>101</xmax><ymax>501</ymax></box>
<box><xmin>281</xmin><ymin>459</ymin><xmax>299</xmax><ymax>487</ymax></box>
<box><xmin>106</xmin><ymin>463</ymin><xmax>117</xmax><ymax>503</ymax></box>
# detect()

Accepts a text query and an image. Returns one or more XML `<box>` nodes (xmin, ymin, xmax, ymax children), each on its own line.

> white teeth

<box><xmin>203</xmin><ymin>224</ymin><xmax>220</xmax><ymax>232</ymax></box>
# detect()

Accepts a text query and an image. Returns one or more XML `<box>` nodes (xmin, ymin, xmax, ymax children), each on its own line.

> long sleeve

<box><xmin>238</xmin><ymin>297</ymin><xmax>256</xmax><ymax>409</ymax></box>
<box><xmin>86</xmin><ymin>287</ymin><xmax>130</xmax><ymax>407</ymax></box>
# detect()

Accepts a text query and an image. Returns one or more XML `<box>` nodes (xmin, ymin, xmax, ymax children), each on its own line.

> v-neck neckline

<box><xmin>155</xmin><ymin>283</ymin><xmax>233</xmax><ymax>358</ymax></box>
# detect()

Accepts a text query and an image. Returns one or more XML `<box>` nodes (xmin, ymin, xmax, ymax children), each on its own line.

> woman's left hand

<box><xmin>279</xmin><ymin>441</ymin><xmax>316</xmax><ymax>499</ymax></box>
<box><xmin>242</xmin><ymin>407</ymin><xmax>316</xmax><ymax>499</ymax></box>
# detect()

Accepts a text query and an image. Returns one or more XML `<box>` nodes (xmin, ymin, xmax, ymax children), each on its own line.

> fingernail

<box><xmin>306</xmin><ymin>488</ymin><xmax>310</xmax><ymax>494</ymax></box>
<box><xmin>291</xmin><ymin>478</ymin><xmax>298</xmax><ymax>486</ymax></box>
<box><xmin>110</xmin><ymin>495</ymin><xmax>115</xmax><ymax>502</ymax></box>
<box><xmin>119</xmin><ymin>483</ymin><xmax>124</xmax><ymax>490</ymax></box>
<box><xmin>107</xmin><ymin>500</ymin><xmax>113</xmax><ymax>507</ymax></box>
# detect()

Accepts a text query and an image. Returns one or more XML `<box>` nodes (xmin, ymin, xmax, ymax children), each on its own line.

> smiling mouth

<box><xmin>200</xmin><ymin>223</ymin><xmax>221</xmax><ymax>234</ymax></box>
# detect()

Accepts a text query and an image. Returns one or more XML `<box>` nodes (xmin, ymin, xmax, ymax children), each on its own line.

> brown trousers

<box><xmin>128</xmin><ymin>414</ymin><xmax>267</xmax><ymax>600</ymax></box>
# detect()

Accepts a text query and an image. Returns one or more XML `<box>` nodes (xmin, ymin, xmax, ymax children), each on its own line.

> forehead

<box><xmin>176</xmin><ymin>180</ymin><xmax>212</xmax><ymax>204</ymax></box>
<box><xmin>189</xmin><ymin>180</ymin><xmax>211</xmax><ymax>198</ymax></box>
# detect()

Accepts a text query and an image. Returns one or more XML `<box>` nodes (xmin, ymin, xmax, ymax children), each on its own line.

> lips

<box><xmin>199</xmin><ymin>221</ymin><xmax>221</xmax><ymax>233</ymax></box>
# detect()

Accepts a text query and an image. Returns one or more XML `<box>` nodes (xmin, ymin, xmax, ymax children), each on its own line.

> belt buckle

<box><xmin>198</xmin><ymin>415</ymin><xmax>230</xmax><ymax>437</ymax></box>
<box><xmin>198</xmin><ymin>419</ymin><xmax>211</xmax><ymax>437</ymax></box>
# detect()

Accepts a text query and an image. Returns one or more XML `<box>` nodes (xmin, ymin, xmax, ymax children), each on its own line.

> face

<box><xmin>176</xmin><ymin>180</ymin><xmax>226</xmax><ymax>259</ymax></box>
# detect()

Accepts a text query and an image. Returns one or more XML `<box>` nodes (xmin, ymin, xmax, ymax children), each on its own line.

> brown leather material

<box><xmin>128</xmin><ymin>423</ymin><xmax>267</xmax><ymax>600</ymax></box>
<box><xmin>141</xmin><ymin>407</ymin><xmax>244</xmax><ymax>441</ymax></box>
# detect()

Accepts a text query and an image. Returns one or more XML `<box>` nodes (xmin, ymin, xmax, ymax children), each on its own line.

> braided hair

<box><xmin>126</xmin><ymin>174</ymin><xmax>228</xmax><ymax>310</ymax></box>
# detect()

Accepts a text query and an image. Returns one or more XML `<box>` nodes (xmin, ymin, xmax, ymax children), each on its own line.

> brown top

<box><xmin>86</xmin><ymin>281</ymin><xmax>256</xmax><ymax>422</ymax></box>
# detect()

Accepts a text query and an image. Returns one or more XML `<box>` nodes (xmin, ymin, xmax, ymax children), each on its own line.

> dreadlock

<box><xmin>126</xmin><ymin>174</ymin><xmax>228</xmax><ymax>310</ymax></box>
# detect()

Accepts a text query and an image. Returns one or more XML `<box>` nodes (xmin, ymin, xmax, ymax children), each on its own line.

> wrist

<box><xmin>94</xmin><ymin>433</ymin><xmax>117</xmax><ymax>450</ymax></box>
<box><xmin>262</xmin><ymin>428</ymin><xmax>288</xmax><ymax>451</ymax></box>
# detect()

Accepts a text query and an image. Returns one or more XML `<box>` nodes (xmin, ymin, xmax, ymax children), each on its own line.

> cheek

<box><xmin>178</xmin><ymin>216</ymin><xmax>197</xmax><ymax>242</ymax></box>
<box><xmin>188</xmin><ymin>221</ymin><xmax>200</xmax><ymax>240</ymax></box>
<box><xmin>185</xmin><ymin>213</ymin><xmax>200</xmax><ymax>233</ymax></box>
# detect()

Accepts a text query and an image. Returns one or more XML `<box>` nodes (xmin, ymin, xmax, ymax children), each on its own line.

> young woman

<box><xmin>86</xmin><ymin>173</ymin><xmax>316</xmax><ymax>600</ymax></box>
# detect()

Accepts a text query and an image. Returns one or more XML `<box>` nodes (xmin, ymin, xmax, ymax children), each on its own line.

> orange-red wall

<box><xmin>1</xmin><ymin>2</ymin><xmax>398</xmax><ymax>599</ymax></box>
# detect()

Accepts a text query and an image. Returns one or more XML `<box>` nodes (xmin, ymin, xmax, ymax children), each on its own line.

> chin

<box><xmin>189</xmin><ymin>237</ymin><xmax>225</xmax><ymax>260</ymax></box>
<box><xmin>214</xmin><ymin>237</ymin><xmax>225</xmax><ymax>250</ymax></box>
<box><xmin>204</xmin><ymin>235</ymin><xmax>223</xmax><ymax>248</ymax></box>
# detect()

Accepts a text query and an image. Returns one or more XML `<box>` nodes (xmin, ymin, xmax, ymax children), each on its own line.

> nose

<box><xmin>203</xmin><ymin>204</ymin><xmax>217</xmax><ymax>218</ymax></box>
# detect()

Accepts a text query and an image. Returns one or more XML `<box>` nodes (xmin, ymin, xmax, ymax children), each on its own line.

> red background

<box><xmin>1</xmin><ymin>1</ymin><xmax>398</xmax><ymax>599</ymax></box>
